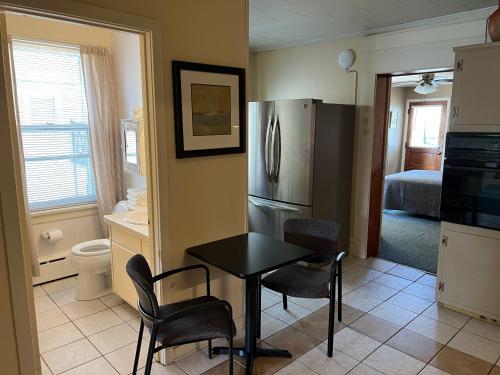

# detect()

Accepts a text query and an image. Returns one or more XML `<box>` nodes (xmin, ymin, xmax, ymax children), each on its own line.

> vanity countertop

<box><xmin>104</xmin><ymin>212</ymin><xmax>149</xmax><ymax>240</ymax></box>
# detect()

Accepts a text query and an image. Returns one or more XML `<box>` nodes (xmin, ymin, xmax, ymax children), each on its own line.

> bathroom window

<box><xmin>11</xmin><ymin>39</ymin><xmax>96</xmax><ymax>211</ymax></box>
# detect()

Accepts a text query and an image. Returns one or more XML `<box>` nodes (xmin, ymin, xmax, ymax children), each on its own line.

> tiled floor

<box><xmin>34</xmin><ymin>256</ymin><xmax>500</xmax><ymax>375</ymax></box>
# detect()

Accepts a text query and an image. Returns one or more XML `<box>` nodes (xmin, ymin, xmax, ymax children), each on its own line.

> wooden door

<box><xmin>404</xmin><ymin>101</ymin><xmax>447</xmax><ymax>171</ymax></box>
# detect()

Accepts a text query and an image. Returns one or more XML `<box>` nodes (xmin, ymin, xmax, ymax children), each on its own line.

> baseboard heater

<box><xmin>32</xmin><ymin>253</ymin><xmax>78</xmax><ymax>285</ymax></box>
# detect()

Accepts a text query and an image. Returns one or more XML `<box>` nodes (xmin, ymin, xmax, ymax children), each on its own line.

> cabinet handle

<box><xmin>456</xmin><ymin>59</ymin><xmax>463</xmax><ymax>72</ymax></box>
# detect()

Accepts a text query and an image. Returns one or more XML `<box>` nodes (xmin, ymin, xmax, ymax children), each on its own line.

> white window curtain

<box><xmin>80</xmin><ymin>45</ymin><xmax>123</xmax><ymax>234</ymax></box>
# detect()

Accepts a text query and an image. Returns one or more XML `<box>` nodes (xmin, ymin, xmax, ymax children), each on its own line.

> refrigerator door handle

<box><xmin>274</xmin><ymin>118</ymin><xmax>281</xmax><ymax>182</ymax></box>
<box><xmin>249</xmin><ymin>197</ymin><xmax>301</xmax><ymax>212</ymax></box>
<box><xmin>264</xmin><ymin>118</ymin><xmax>273</xmax><ymax>182</ymax></box>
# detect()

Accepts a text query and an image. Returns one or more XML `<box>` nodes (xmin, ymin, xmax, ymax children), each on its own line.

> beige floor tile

<box><xmin>298</xmin><ymin>342</ymin><xmax>359</xmax><ymax>374</ymax></box>
<box><xmin>416</xmin><ymin>274</ymin><xmax>437</xmax><ymax>288</ymax></box>
<box><xmin>490</xmin><ymin>366</ymin><xmax>500</xmax><ymax>375</ymax></box>
<box><xmin>264</xmin><ymin>301</ymin><xmax>311</xmax><ymax>325</ymax></box>
<box><xmin>73</xmin><ymin>309</ymin><xmax>123</xmax><ymax>336</ymax></box>
<box><xmin>349</xmin><ymin>314</ymin><xmax>400</xmax><ymax>343</ymax></box>
<box><xmin>34</xmin><ymin>285</ymin><xmax>47</xmax><ymax>298</ymax></box>
<box><xmin>430</xmin><ymin>346</ymin><xmax>492</xmax><ymax>375</ymax></box>
<box><xmin>288</xmin><ymin>297</ymin><xmax>329</xmax><ymax>312</ymax></box>
<box><xmin>292</xmin><ymin>310</ymin><xmax>344</xmax><ymax>341</ymax></box>
<box><xmin>369</xmin><ymin>301</ymin><xmax>418</xmax><ymax>327</ymax></box>
<box><xmin>348</xmin><ymin>363</ymin><xmax>383</xmax><ymax>374</ymax></box>
<box><xmin>273</xmin><ymin>360</ymin><xmax>316</xmax><ymax>375</ymax></box>
<box><xmin>406</xmin><ymin>316</ymin><xmax>459</xmax><ymax>345</ymax></box>
<box><xmin>40</xmin><ymin>357</ymin><xmax>52</xmax><ymax>375</ymax></box>
<box><xmin>314</xmin><ymin>303</ymin><xmax>364</xmax><ymax>326</ymax></box>
<box><xmin>363</xmin><ymin>345</ymin><xmax>425</xmax><ymax>375</ymax></box>
<box><xmin>386</xmin><ymin>291</ymin><xmax>433</xmax><ymax>314</ymax></box>
<box><xmin>138</xmin><ymin>362</ymin><xmax>187</xmax><ymax>375</ymax></box>
<box><xmin>88</xmin><ymin>323</ymin><xmax>138</xmax><ymax>355</ymax></box>
<box><xmin>345</xmin><ymin>265</ymin><xmax>383</xmax><ymax>283</ymax></box>
<box><xmin>386</xmin><ymin>329</ymin><xmax>443</xmax><ymax>363</ymax></box>
<box><xmin>61</xmin><ymin>300</ymin><xmax>107</xmax><ymax>320</ymax></box>
<box><xmin>419</xmin><ymin>365</ymin><xmax>451</xmax><ymax>374</ymax></box>
<box><xmin>342</xmin><ymin>291</ymin><xmax>383</xmax><ymax>312</ymax></box>
<box><xmin>372</xmin><ymin>274</ymin><xmax>412</xmax><ymax>291</ymax></box>
<box><xmin>343</xmin><ymin>255</ymin><xmax>364</xmax><ymax>266</ymax></box>
<box><xmin>105</xmin><ymin>339</ymin><xmax>149</xmax><ymax>375</ymax></box>
<box><xmin>42</xmin><ymin>338</ymin><xmax>100</xmax><ymax>374</ymax></box>
<box><xmin>333</xmin><ymin>327</ymin><xmax>381</xmax><ymax>361</ymax></box>
<box><xmin>60</xmin><ymin>357</ymin><xmax>119</xmax><ymax>375</ymax></box>
<box><xmin>112</xmin><ymin>303</ymin><xmax>140</xmax><ymax>321</ymax></box>
<box><xmin>238</xmin><ymin>341</ymin><xmax>293</xmax><ymax>375</ymax></box>
<box><xmin>422</xmin><ymin>304</ymin><xmax>470</xmax><ymax>329</ymax></box>
<box><xmin>201</xmin><ymin>360</ymin><xmax>245</xmax><ymax>375</ymax></box>
<box><xmin>403</xmin><ymin>283</ymin><xmax>436</xmax><ymax>302</ymax></box>
<box><xmin>127</xmin><ymin>317</ymin><xmax>151</xmax><ymax>338</ymax></box>
<box><xmin>462</xmin><ymin>318</ymin><xmax>500</xmax><ymax>343</ymax></box>
<box><xmin>354</xmin><ymin>282</ymin><xmax>398</xmax><ymax>301</ymax></box>
<box><xmin>36</xmin><ymin>308</ymin><xmax>70</xmax><ymax>332</ymax></box>
<box><xmin>387</xmin><ymin>265</ymin><xmax>425</xmax><ymax>282</ymax></box>
<box><xmin>175</xmin><ymin>347</ymin><xmax>227</xmax><ymax>375</ymax></box>
<box><xmin>38</xmin><ymin>322</ymin><xmax>84</xmax><ymax>353</ymax></box>
<box><xmin>448</xmin><ymin>330</ymin><xmax>500</xmax><ymax>364</ymax></box>
<box><xmin>342</xmin><ymin>273</ymin><xmax>370</xmax><ymax>291</ymax></box>
<box><xmin>264</xmin><ymin>326</ymin><xmax>321</xmax><ymax>358</ymax></box>
<box><xmin>50</xmin><ymin>288</ymin><xmax>77</xmax><ymax>307</ymax></box>
<box><xmin>359</xmin><ymin>258</ymin><xmax>397</xmax><ymax>273</ymax></box>
<box><xmin>100</xmin><ymin>293</ymin><xmax>125</xmax><ymax>308</ymax></box>
<box><xmin>42</xmin><ymin>277</ymin><xmax>77</xmax><ymax>295</ymax></box>
<box><xmin>259</xmin><ymin>311</ymin><xmax>288</xmax><ymax>339</ymax></box>
<box><xmin>35</xmin><ymin>295</ymin><xmax>58</xmax><ymax>314</ymax></box>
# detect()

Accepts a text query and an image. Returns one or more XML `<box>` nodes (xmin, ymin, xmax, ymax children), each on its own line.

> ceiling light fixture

<box><xmin>414</xmin><ymin>81</ymin><xmax>438</xmax><ymax>94</ymax></box>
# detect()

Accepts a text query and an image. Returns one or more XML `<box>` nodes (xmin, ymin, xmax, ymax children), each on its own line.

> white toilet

<box><xmin>70</xmin><ymin>239</ymin><xmax>111</xmax><ymax>300</ymax></box>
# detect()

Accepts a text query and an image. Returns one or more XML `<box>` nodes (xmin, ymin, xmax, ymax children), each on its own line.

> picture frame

<box><xmin>389</xmin><ymin>108</ymin><xmax>399</xmax><ymax>129</ymax></box>
<box><xmin>172</xmin><ymin>60</ymin><xmax>246</xmax><ymax>158</ymax></box>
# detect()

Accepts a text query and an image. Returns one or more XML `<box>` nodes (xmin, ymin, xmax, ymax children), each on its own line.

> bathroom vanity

<box><xmin>104</xmin><ymin>212</ymin><xmax>150</xmax><ymax>308</ymax></box>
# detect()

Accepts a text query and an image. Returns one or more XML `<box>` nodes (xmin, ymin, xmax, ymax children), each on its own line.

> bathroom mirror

<box><xmin>121</xmin><ymin>119</ymin><xmax>143</xmax><ymax>174</ymax></box>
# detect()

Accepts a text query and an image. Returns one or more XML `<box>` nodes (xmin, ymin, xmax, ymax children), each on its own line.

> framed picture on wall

<box><xmin>172</xmin><ymin>60</ymin><xmax>245</xmax><ymax>158</ymax></box>
<box><xmin>389</xmin><ymin>108</ymin><xmax>399</xmax><ymax>129</ymax></box>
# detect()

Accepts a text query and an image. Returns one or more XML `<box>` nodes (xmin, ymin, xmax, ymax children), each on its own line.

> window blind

<box><xmin>11</xmin><ymin>39</ymin><xmax>96</xmax><ymax>211</ymax></box>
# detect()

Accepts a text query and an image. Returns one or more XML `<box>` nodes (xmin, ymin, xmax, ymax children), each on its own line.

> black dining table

<box><xmin>187</xmin><ymin>232</ymin><xmax>314</xmax><ymax>374</ymax></box>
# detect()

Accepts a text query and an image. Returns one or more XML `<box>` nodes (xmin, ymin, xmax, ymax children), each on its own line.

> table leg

<box><xmin>211</xmin><ymin>276</ymin><xmax>292</xmax><ymax>374</ymax></box>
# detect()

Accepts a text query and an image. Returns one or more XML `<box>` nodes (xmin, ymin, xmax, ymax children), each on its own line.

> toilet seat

<box><xmin>71</xmin><ymin>239</ymin><xmax>110</xmax><ymax>257</ymax></box>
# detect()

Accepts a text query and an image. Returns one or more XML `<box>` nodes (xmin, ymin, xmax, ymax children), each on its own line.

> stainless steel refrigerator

<box><xmin>248</xmin><ymin>99</ymin><xmax>355</xmax><ymax>249</ymax></box>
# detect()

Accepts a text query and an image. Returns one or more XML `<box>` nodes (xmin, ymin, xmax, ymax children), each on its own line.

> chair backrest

<box><xmin>126</xmin><ymin>254</ymin><xmax>159</xmax><ymax>318</ymax></box>
<box><xmin>284</xmin><ymin>218</ymin><xmax>342</xmax><ymax>263</ymax></box>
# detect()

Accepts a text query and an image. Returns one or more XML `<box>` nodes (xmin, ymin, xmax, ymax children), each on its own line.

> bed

<box><xmin>384</xmin><ymin>170</ymin><xmax>443</xmax><ymax>218</ymax></box>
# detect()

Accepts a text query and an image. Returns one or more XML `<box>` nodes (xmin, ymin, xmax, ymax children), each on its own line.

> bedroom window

<box><xmin>11</xmin><ymin>39</ymin><xmax>96</xmax><ymax>211</ymax></box>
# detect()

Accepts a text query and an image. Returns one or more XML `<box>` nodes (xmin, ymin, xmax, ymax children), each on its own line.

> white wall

<box><xmin>250</xmin><ymin>17</ymin><xmax>487</xmax><ymax>258</ymax></box>
<box><xmin>386</xmin><ymin>87</ymin><xmax>405</xmax><ymax>175</ymax></box>
<box><xmin>110</xmin><ymin>30</ymin><xmax>147</xmax><ymax>192</ymax></box>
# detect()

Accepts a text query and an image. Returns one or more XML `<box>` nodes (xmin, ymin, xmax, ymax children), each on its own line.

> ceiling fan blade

<box><xmin>433</xmin><ymin>78</ymin><xmax>454</xmax><ymax>82</ymax></box>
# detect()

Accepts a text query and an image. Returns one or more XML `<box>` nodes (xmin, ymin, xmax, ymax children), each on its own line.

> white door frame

<box><xmin>0</xmin><ymin>1</ymin><xmax>168</xmax><ymax>373</ymax></box>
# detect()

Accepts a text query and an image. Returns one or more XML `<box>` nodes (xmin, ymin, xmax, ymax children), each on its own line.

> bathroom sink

<box><xmin>124</xmin><ymin>210</ymin><xmax>148</xmax><ymax>225</ymax></box>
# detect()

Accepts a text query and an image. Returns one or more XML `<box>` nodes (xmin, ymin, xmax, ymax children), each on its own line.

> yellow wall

<box><xmin>1</xmin><ymin>0</ymin><xmax>248</xmax><ymax>371</ymax></box>
<box><xmin>250</xmin><ymin>17</ymin><xmax>486</xmax><ymax>258</ymax></box>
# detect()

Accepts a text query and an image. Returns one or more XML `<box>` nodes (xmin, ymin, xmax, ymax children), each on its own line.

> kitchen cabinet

<box><xmin>437</xmin><ymin>221</ymin><xmax>500</xmax><ymax>322</ymax></box>
<box><xmin>104</xmin><ymin>213</ymin><xmax>149</xmax><ymax>309</ymax></box>
<box><xmin>449</xmin><ymin>42</ymin><xmax>500</xmax><ymax>130</ymax></box>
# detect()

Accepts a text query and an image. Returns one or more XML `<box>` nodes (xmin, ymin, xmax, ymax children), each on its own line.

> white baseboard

<box><xmin>32</xmin><ymin>253</ymin><xmax>78</xmax><ymax>285</ymax></box>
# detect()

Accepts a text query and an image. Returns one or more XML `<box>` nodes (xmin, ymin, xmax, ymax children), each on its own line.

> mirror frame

<box><xmin>121</xmin><ymin>119</ymin><xmax>142</xmax><ymax>174</ymax></box>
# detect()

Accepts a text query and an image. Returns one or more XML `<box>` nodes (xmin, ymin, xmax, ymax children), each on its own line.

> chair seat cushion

<box><xmin>151</xmin><ymin>295</ymin><xmax>236</xmax><ymax>347</ymax></box>
<box><xmin>261</xmin><ymin>264</ymin><xmax>331</xmax><ymax>298</ymax></box>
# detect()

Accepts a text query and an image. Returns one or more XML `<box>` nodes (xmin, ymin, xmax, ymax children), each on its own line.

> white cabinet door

<box><xmin>437</xmin><ymin>228</ymin><xmax>500</xmax><ymax>320</ymax></box>
<box><xmin>450</xmin><ymin>44</ymin><xmax>500</xmax><ymax>129</ymax></box>
<box><xmin>111</xmin><ymin>243</ymin><xmax>139</xmax><ymax>309</ymax></box>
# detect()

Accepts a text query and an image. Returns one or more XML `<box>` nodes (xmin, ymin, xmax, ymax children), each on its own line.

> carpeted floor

<box><xmin>378</xmin><ymin>210</ymin><xmax>440</xmax><ymax>274</ymax></box>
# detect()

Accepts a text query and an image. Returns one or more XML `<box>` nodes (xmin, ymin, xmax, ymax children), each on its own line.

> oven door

<box><xmin>441</xmin><ymin>162</ymin><xmax>500</xmax><ymax>230</ymax></box>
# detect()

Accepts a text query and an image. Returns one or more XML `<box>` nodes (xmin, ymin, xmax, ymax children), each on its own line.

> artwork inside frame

<box><xmin>172</xmin><ymin>60</ymin><xmax>246</xmax><ymax>158</ymax></box>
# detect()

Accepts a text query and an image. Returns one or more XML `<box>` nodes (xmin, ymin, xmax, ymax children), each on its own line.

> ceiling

<box><xmin>250</xmin><ymin>0</ymin><xmax>497</xmax><ymax>51</ymax></box>
<box><xmin>392</xmin><ymin>71</ymin><xmax>454</xmax><ymax>87</ymax></box>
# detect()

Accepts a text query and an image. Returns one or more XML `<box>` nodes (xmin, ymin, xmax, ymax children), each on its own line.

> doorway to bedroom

<box><xmin>375</xmin><ymin>71</ymin><xmax>453</xmax><ymax>274</ymax></box>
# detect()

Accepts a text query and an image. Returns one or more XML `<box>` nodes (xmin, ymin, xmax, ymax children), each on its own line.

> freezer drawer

<box><xmin>248</xmin><ymin>196</ymin><xmax>312</xmax><ymax>241</ymax></box>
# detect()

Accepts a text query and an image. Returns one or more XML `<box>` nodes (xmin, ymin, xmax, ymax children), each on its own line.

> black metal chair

<box><xmin>260</xmin><ymin>219</ymin><xmax>345</xmax><ymax>357</ymax></box>
<box><xmin>126</xmin><ymin>254</ymin><xmax>236</xmax><ymax>375</ymax></box>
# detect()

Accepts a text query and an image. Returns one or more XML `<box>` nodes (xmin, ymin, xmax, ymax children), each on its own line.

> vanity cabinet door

<box><xmin>111</xmin><ymin>242</ymin><xmax>139</xmax><ymax>309</ymax></box>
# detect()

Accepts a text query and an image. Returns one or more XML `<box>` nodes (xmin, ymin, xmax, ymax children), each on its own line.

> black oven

<box><xmin>441</xmin><ymin>132</ymin><xmax>500</xmax><ymax>231</ymax></box>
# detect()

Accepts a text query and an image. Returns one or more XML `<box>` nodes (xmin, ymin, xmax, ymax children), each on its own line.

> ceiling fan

<box><xmin>393</xmin><ymin>73</ymin><xmax>453</xmax><ymax>95</ymax></box>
